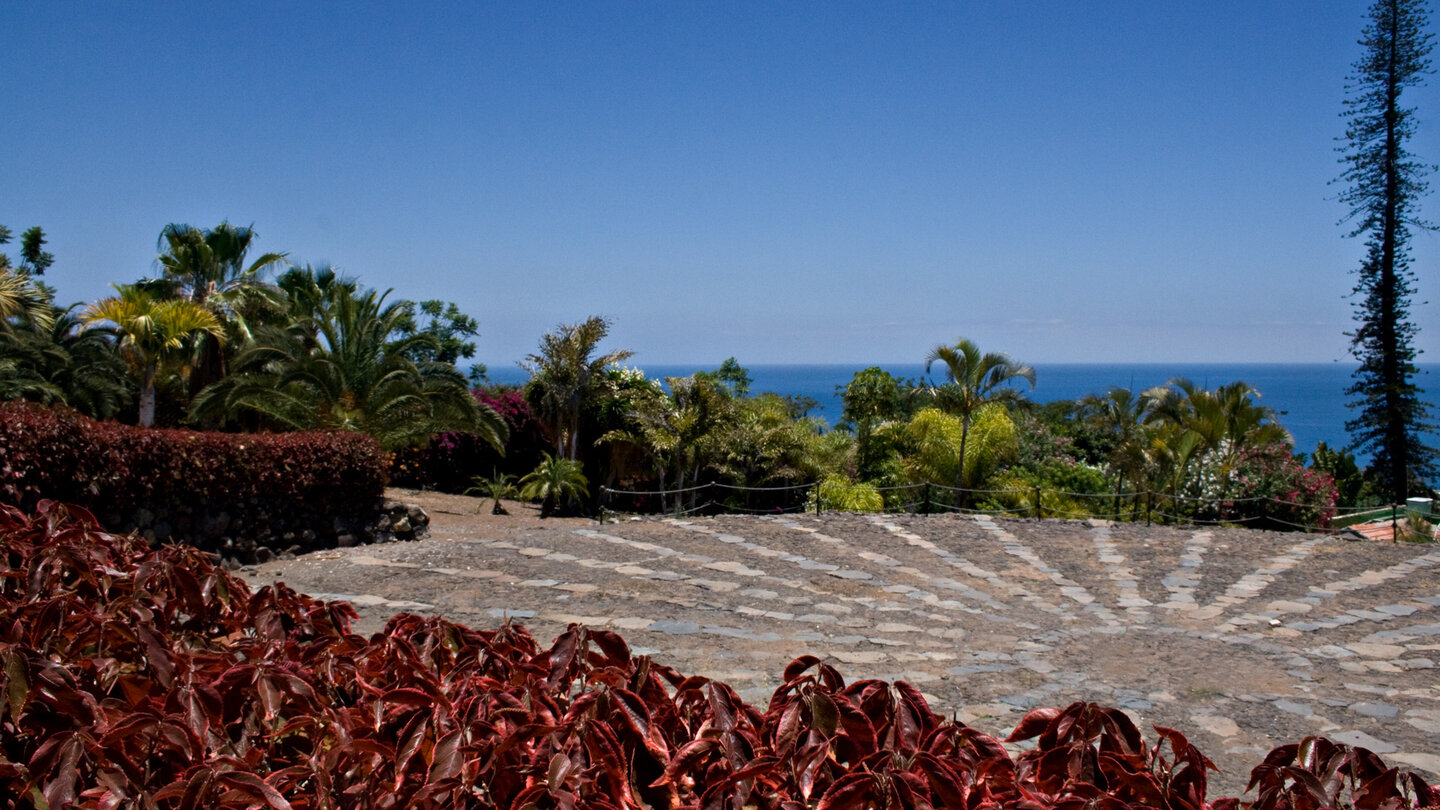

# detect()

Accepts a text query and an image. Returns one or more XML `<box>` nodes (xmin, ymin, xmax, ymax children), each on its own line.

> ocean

<box><xmin>484</xmin><ymin>362</ymin><xmax>1440</xmax><ymax>462</ymax></box>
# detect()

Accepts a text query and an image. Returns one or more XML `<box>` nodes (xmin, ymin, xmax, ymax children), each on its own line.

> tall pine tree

<box><xmin>1338</xmin><ymin>0</ymin><xmax>1438</xmax><ymax>500</ymax></box>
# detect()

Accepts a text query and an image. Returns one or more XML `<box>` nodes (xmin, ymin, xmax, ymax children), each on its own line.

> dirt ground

<box><xmin>241</xmin><ymin>488</ymin><xmax>1440</xmax><ymax>799</ymax></box>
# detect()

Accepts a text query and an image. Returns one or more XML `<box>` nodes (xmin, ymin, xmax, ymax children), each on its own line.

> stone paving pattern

<box><xmin>244</xmin><ymin>494</ymin><xmax>1440</xmax><ymax>798</ymax></box>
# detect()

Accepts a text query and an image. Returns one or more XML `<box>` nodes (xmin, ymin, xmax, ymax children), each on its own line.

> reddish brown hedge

<box><xmin>2</xmin><ymin>501</ymin><xmax>1437</xmax><ymax>810</ymax></box>
<box><xmin>0</xmin><ymin>401</ymin><xmax>385</xmax><ymax>549</ymax></box>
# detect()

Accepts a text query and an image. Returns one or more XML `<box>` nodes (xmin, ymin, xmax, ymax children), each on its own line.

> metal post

<box><xmin>1145</xmin><ymin>492</ymin><xmax>1152</xmax><ymax>526</ymax></box>
<box><xmin>1034</xmin><ymin>486</ymin><xmax>1042</xmax><ymax>519</ymax></box>
<box><xmin>815</xmin><ymin>483</ymin><xmax>822</xmax><ymax>515</ymax></box>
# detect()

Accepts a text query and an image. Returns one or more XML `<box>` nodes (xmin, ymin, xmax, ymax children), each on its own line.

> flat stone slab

<box><xmin>1328</xmin><ymin>731</ymin><xmax>1398</xmax><ymax>754</ymax></box>
<box><xmin>1351</xmin><ymin>702</ymin><xmax>1400</xmax><ymax>719</ymax></box>
<box><xmin>1191</xmin><ymin>715</ymin><xmax>1241</xmax><ymax>738</ymax></box>
<box><xmin>649</xmin><ymin>620</ymin><xmax>701</xmax><ymax>635</ymax></box>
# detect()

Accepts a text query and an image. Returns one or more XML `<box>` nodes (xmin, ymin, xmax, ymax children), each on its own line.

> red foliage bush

<box><xmin>389</xmin><ymin>387</ymin><xmax>549</xmax><ymax>492</ymax></box>
<box><xmin>0</xmin><ymin>401</ymin><xmax>385</xmax><ymax>547</ymax></box>
<box><xmin>2</xmin><ymin>501</ymin><xmax>1436</xmax><ymax>809</ymax></box>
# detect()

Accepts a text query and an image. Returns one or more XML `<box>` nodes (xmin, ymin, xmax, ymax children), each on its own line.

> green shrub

<box><xmin>810</xmin><ymin>474</ymin><xmax>884</xmax><ymax>513</ymax></box>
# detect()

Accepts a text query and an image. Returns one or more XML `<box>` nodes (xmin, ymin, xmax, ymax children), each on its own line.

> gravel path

<box><xmin>242</xmin><ymin>489</ymin><xmax>1440</xmax><ymax>798</ymax></box>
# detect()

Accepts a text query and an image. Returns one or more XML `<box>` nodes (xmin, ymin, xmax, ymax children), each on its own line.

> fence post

<box><xmin>598</xmin><ymin>486</ymin><xmax>609</xmax><ymax>523</ymax></box>
<box><xmin>815</xmin><ymin>482</ymin><xmax>822</xmax><ymax>516</ymax></box>
<box><xmin>923</xmin><ymin>484</ymin><xmax>931</xmax><ymax>516</ymax></box>
<box><xmin>1034</xmin><ymin>486</ymin><xmax>1042</xmax><ymax>519</ymax></box>
<box><xmin>1392</xmin><ymin>503</ymin><xmax>1398</xmax><ymax>543</ymax></box>
<box><xmin>1145</xmin><ymin>491</ymin><xmax>1152</xmax><ymax>526</ymax></box>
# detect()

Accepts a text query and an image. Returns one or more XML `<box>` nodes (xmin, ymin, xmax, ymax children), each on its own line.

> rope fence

<box><xmin>598</xmin><ymin>479</ymin><xmax>1431</xmax><ymax>536</ymax></box>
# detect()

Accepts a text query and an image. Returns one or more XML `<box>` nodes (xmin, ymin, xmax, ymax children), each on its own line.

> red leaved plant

<box><xmin>3</xmin><ymin>500</ymin><xmax>1439</xmax><ymax>809</ymax></box>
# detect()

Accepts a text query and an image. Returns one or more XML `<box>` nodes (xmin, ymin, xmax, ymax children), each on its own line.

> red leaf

<box><xmin>393</xmin><ymin>711</ymin><xmax>430</xmax><ymax>789</ymax></box>
<box><xmin>612</xmin><ymin>687</ymin><xmax>652</xmax><ymax>740</ymax></box>
<box><xmin>706</xmin><ymin>681</ymin><xmax>739</xmax><ymax>733</ymax></box>
<box><xmin>816</xmin><ymin>771</ymin><xmax>878</xmax><ymax>810</ymax></box>
<box><xmin>587</xmin><ymin>629</ymin><xmax>631</xmax><ymax>666</ymax></box>
<box><xmin>383</xmin><ymin>687</ymin><xmax>436</xmax><ymax>707</ymax></box>
<box><xmin>40</xmin><ymin>733</ymin><xmax>83</xmax><ymax>809</ymax></box>
<box><xmin>796</xmin><ymin>739</ymin><xmax>830</xmax><ymax>801</ymax></box>
<box><xmin>1005</xmin><ymin>707</ymin><xmax>1062</xmax><ymax>742</ymax></box>
<box><xmin>914</xmin><ymin>753</ymin><xmax>968</xmax><ymax>808</ymax></box>
<box><xmin>216</xmin><ymin>771</ymin><xmax>294</xmax><ymax>810</ymax></box>
<box><xmin>3</xmin><ymin>650</ymin><xmax>27</xmax><ymax>724</ymax></box>
<box><xmin>653</xmin><ymin>739</ymin><xmax>720</xmax><ymax>787</ymax></box>
<box><xmin>784</xmin><ymin>655</ymin><xmax>825</xmax><ymax>683</ymax></box>
<box><xmin>774</xmin><ymin>700</ymin><xmax>804</xmax><ymax>756</ymax></box>
<box><xmin>429</xmin><ymin>728</ymin><xmax>464</xmax><ymax>783</ymax></box>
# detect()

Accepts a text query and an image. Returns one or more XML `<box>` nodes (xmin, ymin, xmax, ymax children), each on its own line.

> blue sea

<box><xmin>485</xmin><ymin>362</ymin><xmax>1440</xmax><ymax>463</ymax></box>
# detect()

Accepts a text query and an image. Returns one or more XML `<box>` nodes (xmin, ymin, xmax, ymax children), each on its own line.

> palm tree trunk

<box><xmin>139</xmin><ymin>363</ymin><xmax>158</xmax><ymax>428</ymax></box>
<box><xmin>955</xmin><ymin>415</ymin><xmax>971</xmax><ymax>508</ymax></box>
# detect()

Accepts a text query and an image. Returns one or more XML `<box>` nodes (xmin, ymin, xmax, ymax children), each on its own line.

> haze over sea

<box><xmin>487</xmin><ymin>362</ymin><xmax>1440</xmax><ymax>463</ymax></box>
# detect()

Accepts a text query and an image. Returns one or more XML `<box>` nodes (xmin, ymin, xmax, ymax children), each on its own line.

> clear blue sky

<box><xmin>3</xmin><ymin>1</ymin><xmax>1436</xmax><ymax>368</ymax></box>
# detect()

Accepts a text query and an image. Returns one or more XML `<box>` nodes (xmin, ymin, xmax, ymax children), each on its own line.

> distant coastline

<box><xmin>485</xmin><ymin>362</ymin><xmax>1440</xmax><ymax>462</ymax></box>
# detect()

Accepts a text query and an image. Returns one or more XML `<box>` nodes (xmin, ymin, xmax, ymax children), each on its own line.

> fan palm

<box><xmin>518</xmin><ymin>453</ymin><xmax>589</xmax><ymax>518</ymax></box>
<box><xmin>82</xmin><ymin>285</ymin><xmax>223</xmax><ymax>427</ymax></box>
<box><xmin>0</xmin><ymin>268</ymin><xmax>53</xmax><ymax>330</ymax></box>
<box><xmin>147</xmin><ymin>222</ymin><xmax>288</xmax><ymax>402</ymax></box>
<box><xmin>925</xmin><ymin>338</ymin><xmax>1035</xmax><ymax>497</ymax></box>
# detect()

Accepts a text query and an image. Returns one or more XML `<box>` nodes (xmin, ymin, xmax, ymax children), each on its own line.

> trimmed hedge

<box><xmin>0</xmin><ymin>401</ymin><xmax>387</xmax><ymax>557</ymax></box>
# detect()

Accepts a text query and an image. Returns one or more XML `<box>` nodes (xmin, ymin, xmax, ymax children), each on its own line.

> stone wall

<box><xmin>100</xmin><ymin>497</ymin><xmax>430</xmax><ymax>564</ymax></box>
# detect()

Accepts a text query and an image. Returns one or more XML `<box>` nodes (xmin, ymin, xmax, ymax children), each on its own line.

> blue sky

<box><xmin>3</xmin><ymin>1</ymin><xmax>1435</xmax><ymax>368</ymax></box>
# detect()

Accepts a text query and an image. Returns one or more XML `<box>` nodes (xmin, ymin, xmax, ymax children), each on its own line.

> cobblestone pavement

<box><xmin>243</xmin><ymin>490</ymin><xmax>1440</xmax><ymax>798</ymax></box>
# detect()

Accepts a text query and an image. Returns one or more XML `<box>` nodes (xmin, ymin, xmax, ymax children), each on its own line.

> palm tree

<box><xmin>524</xmin><ymin>316</ymin><xmax>633</xmax><ymax>461</ymax></box>
<box><xmin>1144</xmin><ymin>378</ymin><xmax>1290</xmax><ymax>460</ymax></box>
<box><xmin>1142</xmin><ymin>378</ymin><xmax>1292</xmax><ymax>519</ymax></box>
<box><xmin>902</xmin><ymin>405</ymin><xmax>1019</xmax><ymax>499</ymax></box>
<box><xmin>1144</xmin><ymin>425</ymin><xmax>1205</xmax><ymax>520</ymax></box>
<box><xmin>925</xmin><ymin>338</ymin><xmax>1035</xmax><ymax>498</ymax></box>
<box><xmin>152</xmin><ymin>222</ymin><xmax>288</xmax><ymax>306</ymax></box>
<box><xmin>1078</xmin><ymin>387</ymin><xmax>1156</xmax><ymax>513</ymax></box>
<box><xmin>190</xmin><ymin>282</ymin><xmax>505</xmax><ymax>450</ymax></box>
<box><xmin>518</xmin><ymin>453</ymin><xmax>589</xmax><ymax>517</ymax></box>
<box><xmin>0</xmin><ymin>268</ymin><xmax>53</xmax><ymax>330</ymax></box>
<box><xmin>147</xmin><ymin>222</ymin><xmax>288</xmax><ymax>402</ymax></box>
<box><xmin>275</xmin><ymin>263</ymin><xmax>359</xmax><ymax>331</ymax></box>
<box><xmin>0</xmin><ymin>305</ymin><xmax>133</xmax><ymax>418</ymax></box>
<box><xmin>82</xmin><ymin>285</ymin><xmax>223</xmax><ymax>427</ymax></box>
<box><xmin>466</xmin><ymin>470</ymin><xmax>516</xmax><ymax>515</ymax></box>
